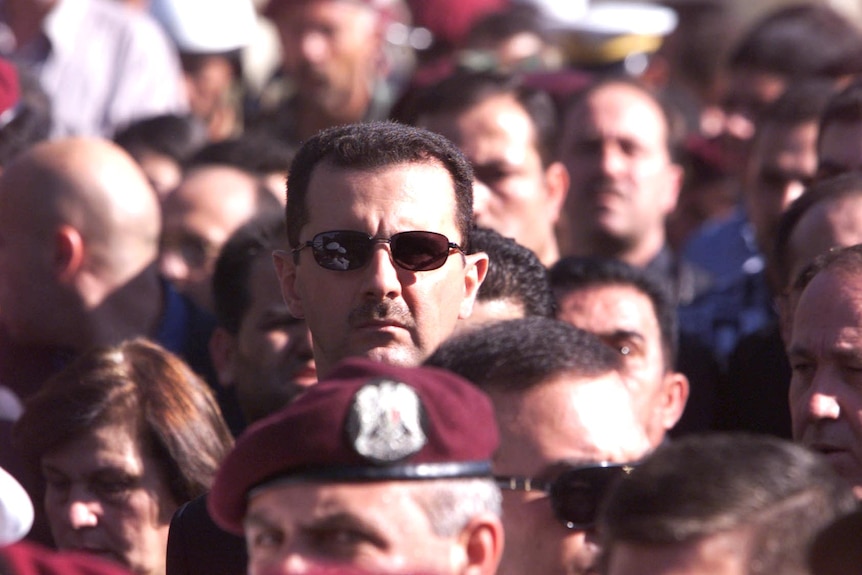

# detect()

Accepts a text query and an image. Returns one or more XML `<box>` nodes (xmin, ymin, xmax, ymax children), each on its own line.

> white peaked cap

<box><xmin>0</xmin><ymin>466</ymin><xmax>33</xmax><ymax>547</ymax></box>
<box><xmin>149</xmin><ymin>0</ymin><xmax>258</xmax><ymax>53</ymax></box>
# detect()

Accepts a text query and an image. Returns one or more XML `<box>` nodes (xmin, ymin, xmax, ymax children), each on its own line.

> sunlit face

<box><xmin>276</xmin><ymin>161</ymin><xmax>487</xmax><ymax>377</ymax></box>
<box><xmin>244</xmin><ymin>481</ymin><xmax>465</xmax><ymax>575</ymax></box>
<box><xmin>41</xmin><ymin>422</ymin><xmax>178</xmax><ymax>575</ymax></box>
<box><xmin>744</xmin><ymin>120</ymin><xmax>818</xmax><ymax>254</ymax></box>
<box><xmin>556</xmin><ymin>283</ymin><xmax>680</xmax><ymax>447</ymax></box>
<box><xmin>787</xmin><ymin>268</ymin><xmax>862</xmax><ymax>498</ymax></box>
<box><xmin>490</xmin><ymin>374</ymin><xmax>651</xmax><ymax>575</ymax></box>
<box><xmin>605</xmin><ymin>530</ymin><xmax>750</xmax><ymax>575</ymax></box>
<box><xmin>559</xmin><ymin>83</ymin><xmax>681</xmax><ymax>258</ymax></box>
<box><xmin>160</xmin><ymin>166</ymin><xmax>263</xmax><ymax>311</ymax></box>
<box><xmin>273</xmin><ymin>0</ymin><xmax>381</xmax><ymax>113</ymax></box>
<box><xmin>232</xmin><ymin>255</ymin><xmax>316</xmax><ymax>423</ymax></box>
<box><xmin>420</xmin><ymin>94</ymin><xmax>564</xmax><ymax>262</ymax></box>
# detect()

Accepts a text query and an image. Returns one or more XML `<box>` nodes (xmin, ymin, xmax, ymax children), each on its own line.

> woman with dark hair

<box><xmin>13</xmin><ymin>338</ymin><xmax>234</xmax><ymax>575</ymax></box>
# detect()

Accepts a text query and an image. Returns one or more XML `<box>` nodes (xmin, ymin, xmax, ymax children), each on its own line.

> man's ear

<box><xmin>459</xmin><ymin>251</ymin><xmax>490</xmax><ymax>319</ymax></box>
<box><xmin>54</xmin><ymin>225</ymin><xmax>84</xmax><ymax>283</ymax></box>
<box><xmin>661</xmin><ymin>371</ymin><xmax>690</xmax><ymax>430</ymax></box>
<box><xmin>209</xmin><ymin>327</ymin><xmax>237</xmax><ymax>389</ymax></box>
<box><xmin>457</xmin><ymin>513</ymin><xmax>505</xmax><ymax>575</ymax></box>
<box><xmin>273</xmin><ymin>250</ymin><xmax>305</xmax><ymax>319</ymax></box>
<box><xmin>543</xmin><ymin>161</ymin><xmax>570</xmax><ymax>225</ymax></box>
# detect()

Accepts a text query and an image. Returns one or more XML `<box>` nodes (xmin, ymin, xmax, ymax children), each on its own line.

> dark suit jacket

<box><xmin>166</xmin><ymin>494</ymin><xmax>246</xmax><ymax>575</ymax></box>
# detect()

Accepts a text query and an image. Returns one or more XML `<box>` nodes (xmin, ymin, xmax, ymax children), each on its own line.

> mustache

<box><xmin>348</xmin><ymin>300</ymin><xmax>415</xmax><ymax>329</ymax></box>
<box><xmin>585</xmin><ymin>179</ymin><xmax>627</xmax><ymax>200</ymax></box>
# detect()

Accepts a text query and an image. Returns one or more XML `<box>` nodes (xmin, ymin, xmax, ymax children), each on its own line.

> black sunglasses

<box><xmin>291</xmin><ymin>230</ymin><xmax>464</xmax><ymax>272</ymax></box>
<box><xmin>496</xmin><ymin>462</ymin><xmax>634</xmax><ymax>530</ymax></box>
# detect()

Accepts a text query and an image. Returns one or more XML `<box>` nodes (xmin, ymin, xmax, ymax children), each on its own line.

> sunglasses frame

<box><xmin>291</xmin><ymin>229</ymin><xmax>465</xmax><ymax>272</ymax></box>
<box><xmin>495</xmin><ymin>462</ymin><xmax>635</xmax><ymax>530</ymax></box>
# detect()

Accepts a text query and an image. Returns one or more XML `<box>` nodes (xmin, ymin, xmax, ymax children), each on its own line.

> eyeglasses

<box><xmin>291</xmin><ymin>230</ymin><xmax>464</xmax><ymax>272</ymax></box>
<box><xmin>496</xmin><ymin>462</ymin><xmax>635</xmax><ymax>530</ymax></box>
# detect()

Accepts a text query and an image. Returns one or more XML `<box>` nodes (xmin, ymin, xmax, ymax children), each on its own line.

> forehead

<box><xmin>794</xmin><ymin>268</ymin><xmax>862</xmax><ymax>340</ymax></box>
<box><xmin>275</xmin><ymin>0</ymin><xmax>377</xmax><ymax>29</ymax></box>
<box><xmin>42</xmin><ymin>421</ymin><xmax>143</xmax><ymax>473</ymax></box>
<box><xmin>491</xmin><ymin>374</ymin><xmax>650</xmax><ymax>473</ymax></box>
<box><xmin>423</xmin><ymin>94</ymin><xmax>538</xmax><ymax>153</ymax></box>
<box><xmin>303</xmin><ymin>161</ymin><xmax>461</xmax><ymax>238</ymax></box>
<box><xmin>789</xmin><ymin>195</ymin><xmax>862</xmax><ymax>283</ymax></box>
<box><xmin>569</xmin><ymin>84</ymin><xmax>667</xmax><ymax>140</ymax></box>
<box><xmin>557</xmin><ymin>284</ymin><xmax>660</xmax><ymax>339</ymax></box>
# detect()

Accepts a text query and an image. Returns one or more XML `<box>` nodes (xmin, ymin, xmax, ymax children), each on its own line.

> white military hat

<box><xmin>149</xmin><ymin>0</ymin><xmax>258</xmax><ymax>53</ymax></box>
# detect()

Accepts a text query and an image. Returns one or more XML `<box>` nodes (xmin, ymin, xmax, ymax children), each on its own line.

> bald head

<box><xmin>1</xmin><ymin>137</ymin><xmax>161</xmax><ymax>272</ymax></box>
<box><xmin>0</xmin><ymin>138</ymin><xmax>162</xmax><ymax>347</ymax></box>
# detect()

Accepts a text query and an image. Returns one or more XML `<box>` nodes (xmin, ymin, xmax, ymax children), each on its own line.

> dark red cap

<box><xmin>208</xmin><ymin>357</ymin><xmax>498</xmax><ymax>534</ymax></box>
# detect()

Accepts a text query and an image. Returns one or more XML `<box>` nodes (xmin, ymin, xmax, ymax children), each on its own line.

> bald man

<box><xmin>159</xmin><ymin>164</ymin><xmax>281</xmax><ymax>312</ymax></box>
<box><xmin>0</xmin><ymin>137</ymin><xmax>216</xmax><ymax>399</ymax></box>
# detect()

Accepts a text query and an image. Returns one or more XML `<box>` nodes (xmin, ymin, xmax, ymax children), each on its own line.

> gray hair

<box><xmin>412</xmin><ymin>478</ymin><xmax>502</xmax><ymax>537</ymax></box>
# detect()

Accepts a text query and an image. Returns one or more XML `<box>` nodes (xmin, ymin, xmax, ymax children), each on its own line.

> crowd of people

<box><xmin>0</xmin><ymin>0</ymin><xmax>861</xmax><ymax>574</ymax></box>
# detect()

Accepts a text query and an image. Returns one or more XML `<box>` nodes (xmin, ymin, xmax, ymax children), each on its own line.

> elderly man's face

<box><xmin>273</xmin><ymin>0</ymin><xmax>382</xmax><ymax>114</ymax></box>
<box><xmin>788</xmin><ymin>267</ymin><xmax>862</xmax><ymax>497</ymax></box>
<box><xmin>489</xmin><ymin>374</ymin><xmax>651</xmax><ymax>575</ymax></box>
<box><xmin>559</xmin><ymin>83</ymin><xmax>681</xmax><ymax>260</ymax></box>
<box><xmin>275</xmin><ymin>161</ymin><xmax>487</xmax><ymax>377</ymax></box>
<box><xmin>244</xmin><ymin>481</ymin><xmax>469</xmax><ymax>575</ymax></box>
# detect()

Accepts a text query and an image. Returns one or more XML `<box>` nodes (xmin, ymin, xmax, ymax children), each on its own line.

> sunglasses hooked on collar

<box><xmin>290</xmin><ymin>230</ymin><xmax>465</xmax><ymax>272</ymax></box>
<box><xmin>496</xmin><ymin>462</ymin><xmax>635</xmax><ymax>530</ymax></box>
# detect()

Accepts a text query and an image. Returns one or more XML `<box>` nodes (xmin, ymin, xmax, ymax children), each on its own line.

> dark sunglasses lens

<box><xmin>391</xmin><ymin>231</ymin><xmax>451</xmax><ymax>271</ymax></box>
<box><xmin>550</xmin><ymin>466</ymin><xmax>627</xmax><ymax>529</ymax></box>
<box><xmin>311</xmin><ymin>231</ymin><xmax>371</xmax><ymax>271</ymax></box>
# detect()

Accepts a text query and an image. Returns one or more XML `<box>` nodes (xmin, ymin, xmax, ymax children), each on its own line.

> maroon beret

<box><xmin>208</xmin><ymin>357</ymin><xmax>499</xmax><ymax>534</ymax></box>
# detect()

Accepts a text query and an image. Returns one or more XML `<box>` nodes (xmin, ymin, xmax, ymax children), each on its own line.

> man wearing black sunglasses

<box><xmin>427</xmin><ymin>317</ymin><xmax>651</xmax><ymax>575</ymax></box>
<box><xmin>274</xmin><ymin>121</ymin><xmax>489</xmax><ymax>377</ymax></box>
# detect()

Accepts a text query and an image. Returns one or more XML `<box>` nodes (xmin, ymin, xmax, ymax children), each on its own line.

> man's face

<box><xmin>42</xmin><ymin>422</ymin><xmax>177</xmax><ymax>575</ymax></box>
<box><xmin>419</xmin><ymin>94</ymin><xmax>566</xmax><ymax>264</ymax></box>
<box><xmin>244</xmin><ymin>481</ymin><xmax>467</xmax><ymax>575</ymax></box>
<box><xmin>490</xmin><ymin>374</ymin><xmax>651</xmax><ymax>575</ymax></box>
<box><xmin>559</xmin><ymin>83</ymin><xmax>681</xmax><ymax>258</ymax></box>
<box><xmin>231</xmin><ymin>255</ymin><xmax>316</xmax><ymax>423</ymax></box>
<box><xmin>744</xmin><ymin>120</ymin><xmax>818</xmax><ymax>255</ymax></box>
<box><xmin>788</xmin><ymin>268</ymin><xmax>862</xmax><ymax>497</ymax></box>
<box><xmin>818</xmin><ymin>120</ymin><xmax>862</xmax><ymax>179</ymax></box>
<box><xmin>605</xmin><ymin>530</ymin><xmax>750</xmax><ymax>575</ymax></box>
<box><xmin>556</xmin><ymin>283</ymin><xmax>682</xmax><ymax>447</ymax></box>
<box><xmin>273</xmin><ymin>0</ymin><xmax>381</xmax><ymax>113</ymax></box>
<box><xmin>159</xmin><ymin>166</ymin><xmax>263</xmax><ymax>311</ymax></box>
<box><xmin>276</xmin><ymin>161</ymin><xmax>488</xmax><ymax>377</ymax></box>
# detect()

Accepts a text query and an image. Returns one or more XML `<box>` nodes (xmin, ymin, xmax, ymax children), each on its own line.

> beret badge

<box><xmin>347</xmin><ymin>378</ymin><xmax>428</xmax><ymax>463</ymax></box>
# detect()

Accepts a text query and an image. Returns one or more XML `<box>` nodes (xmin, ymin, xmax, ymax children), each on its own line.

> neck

<box><xmin>294</xmin><ymin>87</ymin><xmax>372</xmax><ymax>141</ymax></box>
<box><xmin>84</xmin><ymin>268</ymin><xmax>165</xmax><ymax>349</ymax></box>
<box><xmin>3</xmin><ymin>0</ymin><xmax>54</xmax><ymax>49</ymax></box>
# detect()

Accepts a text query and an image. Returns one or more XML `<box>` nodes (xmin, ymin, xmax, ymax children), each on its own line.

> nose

<box><xmin>599</xmin><ymin>142</ymin><xmax>626</xmax><ymax>177</ymax></box>
<box><xmin>66</xmin><ymin>500</ymin><xmax>99</xmax><ymax>530</ymax></box>
<box><xmin>159</xmin><ymin>250</ymin><xmax>190</xmax><ymax>285</ymax></box>
<box><xmin>360</xmin><ymin>244</ymin><xmax>402</xmax><ymax>299</ymax></box>
<box><xmin>781</xmin><ymin>180</ymin><xmax>806</xmax><ymax>212</ymax></box>
<box><xmin>808</xmin><ymin>389</ymin><xmax>841</xmax><ymax>421</ymax></box>
<box><xmin>299</xmin><ymin>31</ymin><xmax>329</xmax><ymax>65</ymax></box>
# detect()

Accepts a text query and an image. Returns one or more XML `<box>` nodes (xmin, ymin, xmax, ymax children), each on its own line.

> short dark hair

<box><xmin>186</xmin><ymin>132</ymin><xmax>297</xmax><ymax>179</ymax></box>
<box><xmin>470</xmin><ymin>228</ymin><xmax>554</xmax><ymax>318</ymax></box>
<box><xmin>774</xmin><ymin>172</ymin><xmax>862</xmax><ymax>290</ymax></box>
<box><xmin>425</xmin><ymin>316</ymin><xmax>622</xmax><ymax>393</ymax></box>
<box><xmin>113</xmin><ymin>113</ymin><xmax>208</xmax><ymax>164</ymax></box>
<box><xmin>13</xmin><ymin>338</ymin><xmax>234</xmax><ymax>503</ymax></box>
<box><xmin>600</xmin><ymin>433</ymin><xmax>857</xmax><ymax>575</ymax></box>
<box><xmin>817</xmin><ymin>78</ymin><xmax>862</xmax><ymax>168</ymax></box>
<box><xmin>212</xmin><ymin>211</ymin><xmax>288</xmax><ymax>334</ymax></box>
<box><xmin>285</xmin><ymin>121</ymin><xmax>475</xmax><ymax>250</ymax></box>
<box><xmin>756</xmin><ymin>78</ymin><xmax>835</xmax><ymax>131</ymax></box>
<box><xmin>408</xmin><ymin>70</ymin><xmax>560</xmax><ymax>167</ymax></box>
<box><xmin>728</xmin><ymin>3</ymin><xmax>862</xmax><ymax>78</ymax></box>
<box><xmin>548</xmin><ymin>256</ymin><xmax>678</xmax><ymax>367</ymax></box>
